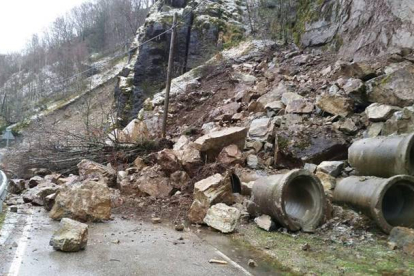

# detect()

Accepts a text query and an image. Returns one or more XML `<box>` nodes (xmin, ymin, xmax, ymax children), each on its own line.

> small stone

<box><xmin>247</xmin><ymin>155</ymin><xmax>259</xmax><ymax>169</ymax></box>
<box><xmin>248</xmin><ymin>259</ymin><xmax>257</xmax><ymax>268</ymax></box>
<box><xmin>112</xmin><ymin>239</ymin><xmax>120</xmax><ymax>244</ymax></box>
<box><xmin>254</xmin><ymin>215</ymin><xmax>276</xmax><ymax>232</ymax></box>
<box><xmin>175</xmin><ymin>224</ymin><xmax>184</xmax><ymax>231</ymax></box>
<box><xmin>317</xmin><ymin>161</ymin><xmax>345</xmax><ymax>177</ymax></box>
<box><xmin>302</xmin><ymin>243</ymin><xmax>311</xmax><ymax>251</ymax></box>
<box><xmin>151</xmin><ymin>217</ymin><xmax>162</xmax><ymax>224</ymax></box>
<box><xmin>304</xmin><ymin>163</ymin><xmax>317</xmax><ymax>173</ymax></box>
<box><xmin>10</xmin><ymin>206</ymin><xmax>18</xmax><ymax>213</ymax></box>
<box><xmin>388</xmin><ymin>242</ymin><xmax>398</xmax><ymax>250</ymax></box>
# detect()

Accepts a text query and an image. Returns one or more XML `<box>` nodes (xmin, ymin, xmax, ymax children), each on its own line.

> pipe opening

<box><xmin>284</xmin><ymin>176</ymin><xmax>319</xmax><ymax>224</ymax></box>
<box><xmin>382</xmin><ymin>182</ymin><xmax>414</xmax><ymax>227</ymax></box>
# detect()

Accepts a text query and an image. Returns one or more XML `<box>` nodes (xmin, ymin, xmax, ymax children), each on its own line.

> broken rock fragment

<box><xmin>50</xmin><ymin>180</ymin><xmax>112</xmax><ymax>222</ymax></box>
<box><xmin>254</xmin><ymin>214</ymin><xmax>276</xmax><ymax>232</ymax></box>
<box><xmin>217</xmin><ymin>144</ymin><xmax>244</xmax><ymax>166</ymax></box>
<box><xmin>203</xmin><ymin>203</ymin><xmax>241</xmax><ymax>233</ymax></box>
<box><xmin>50</xmin><ymin>218</ymin><xmax>88</xmax><ymax>252</ymax></box>
<box><xmin>316</xmin><ymin>94</ymin><xmax>353</xmax><ymax>117</ymax></box>
<box><xmin>188</xmin><ymin>173</ymin><xmax>234</xmax><ymax>224</ymax></box>
<box><xmin>77</xmin><ymin>159</ymin><xmax>116</xmax><ymax>187</ymax></box>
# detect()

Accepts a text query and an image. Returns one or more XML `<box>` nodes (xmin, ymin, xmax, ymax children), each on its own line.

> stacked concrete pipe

<box><xmin>249</xmin><ymin>169</ymin><xmax>327</xmax><ymax>232</ymax></box>
<box><xmin>334</xmin><ymin>133</ymin><xmax>414</xmax><ymax>233</ymax></box>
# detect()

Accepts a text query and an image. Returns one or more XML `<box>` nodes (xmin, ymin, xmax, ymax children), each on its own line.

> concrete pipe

<box><xmin>333</xmin><ymin>175</ymin><xmax>414</xmax><ymax>233</ymax></box>
<box><xmin>348</xmin><ymin>133</ymin><xmax>414</xmax><ymax>177</ymax></box>
<box><xmin>250</xmin><ymin>169</ymin><xmax>327</xmax><ymax>232</ymax></box>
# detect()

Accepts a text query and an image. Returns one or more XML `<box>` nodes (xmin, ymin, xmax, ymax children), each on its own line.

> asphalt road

<box><xmin>0</xmin><ymin>207</ymin><xmax>267</xmax><ymax>276</ymax></box>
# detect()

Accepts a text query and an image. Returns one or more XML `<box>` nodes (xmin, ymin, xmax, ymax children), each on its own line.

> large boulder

<box><xmin>203</xmin><ymin>203</ymin><xmax>241</xmax><ymax>233</ymax></box>
<box><xmin>156</xmin><ymin>149</ymin><xmax>182</xmax><ymax>175</ymax></box>
<box><xmin>188</xmin><ymin>173</ymin><xmax>234</xmax><ymax>224</ymax></box>
<box><xmin>50</xmin><ymin>181</ymin><xmax>112</xmax><ymax>222</ymax></box>
<box><xmin>367</xmin><ymin>64</ymin><xmax>414</xmax><ymax>107</ymax></box>
<box><xmin>194</xmin><ymin>127</ymin><xmax>248</xmax><ymax>161</ymax></box>
<box><xmin>77</xmin><ymin>159</ymin><xmax>116</xmax><ymax>187</ymax></box>
<box><xmin>136</xmin><ymin>165</ymin><xmax>173</xmax><ymax>198</ymax></box>
<box><xmin>50</xmin><ymin>218</ymin><xmax>88</xmax><ymax>252</ymax></box>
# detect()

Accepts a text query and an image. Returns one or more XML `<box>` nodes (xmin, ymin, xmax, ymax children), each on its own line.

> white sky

<box><xmin>0</xmin><ymin>0</ymin><xmax>87</xmax><ymax>54</ymax></box>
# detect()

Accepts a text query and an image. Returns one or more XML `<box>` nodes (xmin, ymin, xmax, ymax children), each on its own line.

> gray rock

<box><xmin>281</xmin><ymin>92</ymin><xmax>303</xmax><ymax>106</ymax></box>
<box><xmin>285</xmin><ymin>99</ymin><xmax>314</xmax><ymax>114</ymax></box>
<box><xmin>317</xmin><ymin>161</ymin><xmax>345</xmax><ymax>177</ymax></box>
<box><xmin>382</xmin><ymin>106</ymin><xmax>414</xmax><ymax>135</ymax></box>
<box><xmin>254</xmin><ymin>215</ymin><xmax>276</xmax><ymax>232</ymax></box>
<box><xmin>304</xmin><ymin>163</ymin><xmax>318</xmax><ymax>173</ymax></box>
<box><xmin>22</xmin><ymin>182</ymin><xmax>59</xmax><ymax>206</ymax></box>
<box><xmin>334</xmin><ymin>118</ymin><xmax>358</xmax><ymax>135</ymax></box>
<box><xmin>365</xmin><ymin>103</ymin><xmax>401</xmax><ymax>122</ymax></box>
<box><xmin>77</xmin><ymin>159</ymin><xmax>117</xmax><ymax>187</ymax></box>
<box><xmin>342</xmin><ymin>78</ymin><xmax>366</xmax><ymax>105</ymax></box>
<box><xmin>248</xmin><ymin>118</ymin><xmax>273</xmax><ymax>142</ymax></box>
<box><xmin>8</xmin><ymin>179</ymin><xmax>25</xmax><ymax>195</ymax></box>
<box><xmin>50</xmin><ymin>218</ymin><xmax>88</xmax><ymax>252</ymax></box>
<box><xmin>247</xmin><ymin>155</ymin><xmax>259</xmax><ymax>169</ymax></box>
<box><xmin>203</xmin><ymin>203</ymin><xmax>241</xmax><ymax>233</ymax></box>
<box><xmin>367</xmin><ymin>64</ymin><xmax>414</xmax><ymax>107</ymax></box>
<box><xmin>365</xmin><ymin>122</ymin><xmax>385</xmax><ymax>138</ymax></box>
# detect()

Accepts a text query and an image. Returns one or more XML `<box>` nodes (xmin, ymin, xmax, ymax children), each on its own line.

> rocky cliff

<box><xmin>115</xmin><ymin>0</ymin><xmax>246</xmax><ymax>125</ymax></box>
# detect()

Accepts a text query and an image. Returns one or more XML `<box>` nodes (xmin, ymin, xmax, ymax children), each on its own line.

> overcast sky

<box><xmin>0</xmin><ymin>0</ymin><xmax>87</xmax><ymax>54</ymax></box>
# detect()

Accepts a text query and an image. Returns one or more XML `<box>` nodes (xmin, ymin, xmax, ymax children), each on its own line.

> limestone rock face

<box><xmin>77</xmin><ymin>159</ymin><xmax>116</xmax><ymax>187</ymax></box>
<box><xmin>203</xmin><ymin>203</ymin><xmax>241</xmax><ymax>233</ymax></box>
<box><xmin>50</xmin><ymin>181</ymin><xmax>112</xmax><ymax>222</ymax></box>
<box><xmin>188</xmin><ymin>173</ymin><xmax>234</xmax><ymax>224</ymax></box>
<box><xmin>50</xmin><ymin>218</ymin><xmax>88</xmax><ymax>252</ymax></box>
<box><xmin>194</xmin><ymin>127</ymin><xmax>248</xmax><ymax>161</ymax></box>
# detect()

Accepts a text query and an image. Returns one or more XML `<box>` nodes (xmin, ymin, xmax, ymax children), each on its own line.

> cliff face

<box><xmin>299</xmin><ymin>0</ymin><xmax>414</xmax><ymax>60</ymax></box>
<box><xmin>115</xmin><ymin>0</ymin><xmax>246</xmax><ymax>126</ymax></box>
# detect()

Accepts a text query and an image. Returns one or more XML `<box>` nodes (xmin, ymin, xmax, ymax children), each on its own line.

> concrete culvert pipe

<box><xmin>349</xmin><ymin>133</ymin><xmax>414</xmax><ymax>177</ymax></box>
<box><xmin>333</xmin><ymin>175</ymin><xmax>414</xmax><ymax>233</ymax></box>
<box><xmin>250</xmin><ymin>169</ymin><xmax>327</xmax><ymax>232</ymax></box>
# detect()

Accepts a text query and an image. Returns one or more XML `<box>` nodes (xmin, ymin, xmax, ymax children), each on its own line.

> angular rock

<box><xmin>57</xmin><ymin>175</ymin><xmax>79</xmax><ymax>186</ymax></box>
<box><xmin>22</xmin><ymin>182</ymin><xmax>59</xmax><ymax>206</ymax></box>
<box><xmin>156</xmin><ymin>149</ymin><xmax>181</xmax><ymax>175</ymax></box>
<box><xmin>316</xmin><ymin>94</ymin><xmax>353</xmax><ymax>117</ymax></box>
<box><xmin>188</xmin><ymin>173</ymin><xmax>234</xmax><ymax>224</ymax></box>
<box><xmin>365</xmin><ymin>122</ymin><xmax>384</xmax><ymax>138</ymax></box>
<box><xmin>170</xmin><ymin>171</ymin><xmax>190</xmax><ymax>190</ymax></box>
<box><xmin>203</xmin><ymin>203</ymin><xmax>241</xmax><ymax>233</ymax></box>
<box><xmin>257</xmin><ymin>82</ymin><xmax>287</xmax><ymax>107</ymax></box>
<box><xmin>44</xmin><ymin>193</ymin><xmax>57</xmax><ymax>211</ymax></box>
<box><xmin>50</xmin><ymin>218</ymin><xmax>88</xmax><ymax>252</ymax></box>
<box><xmin>248</xmin><ymin>118</ymin><xmax>273</xmax><ymax>142</ymax></box>
<box><xmin>317</xmin><ymin>161</ymin><xmax>345</xmax><ymax>177</ymax></box>
<box><xmin>9</xmin><ymin>179</ymin><xmax>25</xmax><ymax>194</ymax></box>
<box><xmin>304</xmin><ymin>163</ymin><xmax>318</xmax><ymax>173</ymax></box>
<box><xmin>50</xmin><ymin>180</ymin><xmax>111</xmax><ymax>222</ymax></box>
<box><xmin>281</xmin><ymin>92</ymin><xmax>303</xmax><ymax>106</ymax></box>
<box><xmin>175</xmin><ymin>144</ymin><xmax>203</xmax><ymax>175</ymax></box>
<box><xmin>247</xmin><ymin>155</ymin><xmax>259</xmax><ymax>169</ymax></box>
<box><xmin>194</xmin><ymin>127</ymin><xmax>248</xmax><ymax>161</ymax></box>
<box><xmin>28</xmin><ymin>176</ymin><xmax>43</xmax><ymax>188</ymax></box>
<box><xmin>365</xmin><ymin>103</ymin><xmax>401</xmax><ymax>122</ymax></box>
<box><xmin>121</xmin><ymin>119</ymin><xmax>150</xmax><ymax>143</ymax></box>
<box><xmin>342</xmin><ymin>78</ymin><xmax>366</xmax><ymax>105</ymax></box>
<box><xmin>315</xmin><ymin>171</ymin><xmax>336</xmax><ymax>191</ymax></box>
<box><xmin>254</xmin><ymin>214</ymin><xmax>276</xmax><ymax>232</ymax></box>
<box><xmin>217</xmin><ymin>144</ymin><xmax>243</xmax><ymax>166</ymax></box>
<box><xmin>389</xmin><ymin>227</ymin><xmax>414</xmax><ymax>256</ymax></box>
<box><xmin>334</xmin><ymin>118</ymin><xmax>358</xmax><ymax>135</ymax></box>
<box><xmin>77</xmin><ymin>159</ymin><xmax>116</xmax><ymax>187</ymax></box>
<box><xmin>285</xmin><ymin>99</ymin><xmax>314</xmax><ymax>114</ymax></box>
<box><xmin>136</xmin><ymin>165</ymin><xmax>173</xmax><ymax>198</ymax></box>
<box><xmin>210</xmin><ymin>102</ymin><xmax>241</xmax><ymax>121</ymax></box>
<box><xmin>383</xmin><ymin>106</ymin><xmax>414</xmax><ymax>135</ymax></box>
<box><xmin>173</xmin><ymin>135</ymin><xmax>190</xmax><ymax>151</ymax></box>
<box><xmin>367</xmin><ymin>64</ymin><xmax>414</xmax><ymax>107</ymax></box>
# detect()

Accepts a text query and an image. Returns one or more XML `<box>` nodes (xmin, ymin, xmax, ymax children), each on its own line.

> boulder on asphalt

<box><xmin>254</xmin><ymin>214</ymin><xmax>276</xmax><ymax>232</ymax></box>
<box><xmin>317</xmin><ymin>161</ymin><xmax>345</xmax><ymax>177</ymax></box>
<box><xmin>367</xmin><ymin>64</ymin><xmax>414</xmax><ymax>107</ymax></box>
<box><xmin>77</xmin><ymin>159</ymin><xmax>116</xmax><ymax>187</ymax></box>
<box><xmin>50</xmin><ymin>218</ymin><xmax>88</xmax><ymax>252</ymax></box>
<box><xmin>248</xmin><ymin>118</ymin><xmax>273</xmax><ymax>142</ymax></box>
<box><xmin>365</xmin><ymin>103</ymin><xmax>401</xmax><ymax>122</ymax></box>
<box><xmin>188</xmin><ymin>173</ymin><xmax>234</xmax><ymax>224</ymax></box>
<box><xmin>389</xmin><ymin>227</ymin><xmax>414</xmax><ymax>256</ymax></box>
<box><xmin>156</xmin><ymin>149</ymin><xmax>182</xmax><ymax>175</ymax></box>
<box><xmin>203</xmin><ymin>203</ymin><xmax>241</xmax><ymax>233</ymax></box>
<box><xmin>9</xmin><ymin>179</ymin><xmax>25</xmax><ymax>194</ymax></box>
<box><xmin>316</xmin><ymin>94</ymin><xmax>353</xmax><ymax>117</ymax></box>
<box><xmin>22</xmin><ymin>182</ymin><xmax>59</xmax><ymax>206</ymax></box>
<box><xmin>217</xmin><ymin>144</ymin><xmax>243</xmax><ymax>166</ymax></box>
<box><xmin>194</xmin><ymin>127</ymin><xmax>248</xmax><ymax>161</ymax></box>
<box><xmin>50</xmin><ymin>180</ymin><xmax>111</xmax><ymax>222</ymax></box>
